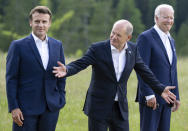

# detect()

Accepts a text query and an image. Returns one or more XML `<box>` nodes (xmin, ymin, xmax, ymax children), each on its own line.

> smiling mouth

<box><xmin>38</xmin><ymin>29</ymin><xmax>44</xmax><ymax>32</ymax></box>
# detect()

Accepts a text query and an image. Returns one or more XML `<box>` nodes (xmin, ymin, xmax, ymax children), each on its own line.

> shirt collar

<box><xmin>32</xmin><ymin>32</ymin><xmax>48</xmax><ymax>44</ymax></box>
<box><xmin>154</xmin><ymin>25</ymin><xmax>171</xmax><ymax>38</ymax></box>
<box><xmin>111</xmin><ymin>43</ymin><xmax>128</xmax><ymax>52</ymax></box>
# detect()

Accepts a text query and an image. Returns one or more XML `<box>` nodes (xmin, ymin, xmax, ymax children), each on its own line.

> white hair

<box><xmin>154</xmin><ymin>4</ymin><xmax>174</xmax><ymax>23</ymax></box>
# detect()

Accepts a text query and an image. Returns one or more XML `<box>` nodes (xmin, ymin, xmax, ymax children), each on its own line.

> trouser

<box><xmin>89</xmin><ymin>102</ymin><xmax>129</xmax><ymax>131</ymax></box>
<box><xmin>13</xmin><ymin>108</ymin><xmax>60</xmax><ymax>131</ymax></box>
<box><xmin>139</xmin><ymin>103</ymin><xmax>171</xmax><ymax>131</ymax></box>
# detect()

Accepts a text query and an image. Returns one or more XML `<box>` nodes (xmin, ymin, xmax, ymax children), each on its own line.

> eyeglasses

<box><xmin>160</xmin><ymin>16</ymin><xmax>174</xmax><ymax>21</ymax></box>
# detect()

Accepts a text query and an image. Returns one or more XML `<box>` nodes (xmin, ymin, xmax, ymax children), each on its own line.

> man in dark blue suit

<box><xmin>53</xmin><ymin>19</ymin><xmax>176</xmax><ymax>131</ymax></box>
<box><xmin>6</xmin><ymin>6</ymin><xmax>66</xmax><ymax>131</ymax></box>
<box><xmin>136</xmin><ymin>4</ymin><xmax>180</xmax><ymax>131</ymax></box>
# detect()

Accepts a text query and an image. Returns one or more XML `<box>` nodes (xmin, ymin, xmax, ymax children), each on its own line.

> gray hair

<box><xmin>154</xmin><ymin>4</ymin><xmax>174</xmax><ymax>23</ymax></box>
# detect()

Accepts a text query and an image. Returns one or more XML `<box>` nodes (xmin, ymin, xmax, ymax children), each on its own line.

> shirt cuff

<box><xmin>145</xmin><ymin>95</ymin><xmax>155</xmax><ymax>101</ymax></box>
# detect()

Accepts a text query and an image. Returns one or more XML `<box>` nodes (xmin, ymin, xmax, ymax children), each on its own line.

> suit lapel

<box><xmin>151</xmin><ymin>28</ymin><xmax>171</xmax><ymax>64</ymax></box>
<box><xmin>46</xmin><ymin>38</ymin><xmax>54</xmax><ymax>71</ymax></box>
<box><xmin>28</xmin><ymin>34</ymin><xmax>44</xmax><ymax>69</ymax></box>
<box><xmin>103</xmin><ymin>40</ymin><xmax>117</xmax><ymax>81</ymax></box>
<box><xmin>119</xmin><ymin>43</ymin><xmax>131</xmax><ymax>82</ymax></box>
<box><xmin>168</xmin><ymin>36</ymin><xmax>177</xmax><ymax>66</ymax></box>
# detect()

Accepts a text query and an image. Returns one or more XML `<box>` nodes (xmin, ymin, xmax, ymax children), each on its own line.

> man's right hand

<box><xmin>161</xmin><ymin>86</ymin><xmax>176</xmax><ymax>104</ymax></box>
<box><xmin>146</xmin><ymin>97</ymin><xmax>157</xmax><ymax>110</ymax></box>
<box><xmin>172</xmin><ymin>100</ymin><xmax>180</xmax><ymax>112</ymax></box>
<box><xmin>11</xmin><ymin>108</ymin><xmax>24</xmax><ymax>126</ymax></box>
<box><xmin>53</xmin><ymin>61</ymin><xmax>67</xmax><ymax>78</ymax></box>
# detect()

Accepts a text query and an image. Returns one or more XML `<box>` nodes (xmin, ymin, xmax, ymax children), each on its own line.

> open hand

<box><xmin>53</xmin><ymin>61</ymin><xmax>67</xmax><ymax>78</ymax></box>
<box><xmin>161</xmin><ymin>86</ymin><xmax>176</xmax><ymax>104</ymax></box>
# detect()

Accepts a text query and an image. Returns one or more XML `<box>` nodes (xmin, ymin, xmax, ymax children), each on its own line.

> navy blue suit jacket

<box><xmin>6</xmin><ymin>34</ymin><xmax>66</xmax><ymax>115</ymax></box>
<box><xmin>65</xmin><ymin>40</ymin><xmax>165</xmax><ymax>120</ymax></box>
<box><xmin>136</xmin><ymin>27</ymin><xmax>180</xmax><ymax>105</ymax></box>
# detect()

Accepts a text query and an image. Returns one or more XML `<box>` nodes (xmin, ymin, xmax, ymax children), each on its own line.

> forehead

<box><xmin>112</xmin><ymin>24</ymin><xmax>126</xmax><ymax>34</ymax></box>
<box><xmin>160</xmin><ymin>7</ymin><xmax>174</xmax><ymax>16</ymax></box>
<box><xmin>31</xmin><ymin>12</ymin><xmax>50</xmax><ymax>20</ymax></box>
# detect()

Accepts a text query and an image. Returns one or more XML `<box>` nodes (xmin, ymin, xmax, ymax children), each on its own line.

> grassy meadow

<box><xmin>0</xmin><ymin>51</ymin><xmax>188</xmax><ymax>131</ymax></box>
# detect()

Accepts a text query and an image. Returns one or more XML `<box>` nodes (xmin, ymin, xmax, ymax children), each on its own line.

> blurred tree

<box><xmin>50</xmin><ymin>11</ymin><xmax>74</xmax><ymax>34</ymax></box>
<box><xmin>175</xmin><ymin>0</ymin><xmax>188</xmax><ymax>32</ymax></box>
<box><xmin>0</xmin><ymin>0</ymin><xmax>187</xmax><ymax>56</ymax></box>
<box><xmin>88</xmin><ymin>0</ymin><xmax>114</xmax><ymax>44</ymax></box>
<box><xmin>0</xmin><ymin>15</ymin><xmax>22</xmax><ymax>51</ymax></box>
<box><xmin>53</xmin><ymin>0</ymin><xmax>96</xmax><ymax>55</ymax></box>
<box><xmin>0</xmin><ymin>30</ymin><xmax>22</xmax><ymax>52</ymax></box>
<box><xmin>40</xmin><ymin>0</ymin><xmax>50</xmax><ymax>6</ymax></box>
<box><xmin>0</xmin><ymin>0</ymin><xmax>39</xmax><ymax>52</ymax></box>
<box><xmin>3</xmin><ymin>0</ymin><xmax>39</xmax><ymax>35</ymax></box>
<box><xmin>115</xmin><ymin>0</ymin><xmax>144</xmax><ymax>41</ymax></box>
<box><xmin>134</xmin><ymin>0</ymin><xmax>150</xmax><ymax>28</ymax></box>
<box><xmin>50</xmin><ymin>0</ymin><xmax>61</xmax><ymax>13</ymax></box>
<box><xmin>176</xmin><ymin>20</ymin><xmax>188</xmax><ymax>56</ymax></box>
<box><xmin>0</xmin><ymin>0</ymin><xmax>9</xmax><ymax>15</ymax></box>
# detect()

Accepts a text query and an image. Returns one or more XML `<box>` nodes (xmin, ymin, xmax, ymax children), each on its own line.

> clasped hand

<box><xmin>11</xmin><ymin>108</ymin><xmax>24</xmax><ymax>126</ymax></box>
<box><xmin>147</xmin><ymin>88</ymin><xmax>179</xmax><ymax>112</ymax></box>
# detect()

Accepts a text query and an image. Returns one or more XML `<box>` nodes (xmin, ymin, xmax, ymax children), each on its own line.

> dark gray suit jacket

<box><xmin>66</xmin><ymin>40</ymin><xmax>165</xmax><ymax>120</ymax></box>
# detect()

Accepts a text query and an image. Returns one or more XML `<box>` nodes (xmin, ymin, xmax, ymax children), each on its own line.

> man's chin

<box><xmin>166</xmin><ymin>26</ymin><xmax>172</xmax><ymax>31</ymax></box>
<box><xmin>34</xmin><ymin>33</ymin><xmax>46</xmax><ymax>40</ymax></box>
<box><xmin>36</xmin><ymin>32</ymin><xmax>45</xmax><ymax>36</ymax></box>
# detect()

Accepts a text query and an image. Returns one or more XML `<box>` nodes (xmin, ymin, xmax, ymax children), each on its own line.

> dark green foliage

<box><xmin>0</xmin><ymin>0</ymin><xmax>187</xmax><ymax>56</ymax></box>
<box><xmin>175</xmin><ymin>0</ymin><xmax>188</xmax><ymax>32</ymax></box>
<box><xmin>176</xmin><ymin>20</ymin><xmax>188</xmax><ymax>56</ymax></box>
<box><xmin>115</xmin><ymin>0</ymin><xmax>144</xmax><ymax>41</ymax></box>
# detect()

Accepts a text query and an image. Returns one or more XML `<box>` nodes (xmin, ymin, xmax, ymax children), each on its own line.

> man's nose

<box><xmin>38</xmin><ymin>22</ymin><xmax>43</xmax><ymax>26</ymax></box>
<box><xmin>112</xmin><ymin>34</ymin><xmax>117</xmax><ymax>39</ymax></box>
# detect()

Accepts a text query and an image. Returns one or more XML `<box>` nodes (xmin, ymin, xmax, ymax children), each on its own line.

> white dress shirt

<box><xmin>145</xmin><ymin>25</ymin><xmax>173</xmax><ymax>101</ymax></box>
<box><xmin>111</xmin><ymin>43</ymin><xmax>128</xmax><ymax>101</ymax></box>
<box><xmin>154</xmin><ymin>25</ymin><xmax>173</xmax><ymax>64</ymax></box>
<box><xmin>32</xmin><ymin>32</ymin><xmax>49</xmax><ymax>70</ymax></box>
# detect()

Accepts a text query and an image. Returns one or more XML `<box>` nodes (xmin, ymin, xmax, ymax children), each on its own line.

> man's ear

<box><xmin>128</xmin><ymin>35</ymin><xmax>132</xmax><ymax>41</ymax></box>
<box><xmin>49</xmin><ymin>20</ymin><xmax>52</xmax><ymax>27</ymax></box>
<box><xmin>155</xmin><ymin>16</ymin><xmax>158</xmax><ymax>22</ymax></box>
<box><xmin>29</xmin><ymin>20</ymin><xmax>32</xmax><ymax>27</ymax></box>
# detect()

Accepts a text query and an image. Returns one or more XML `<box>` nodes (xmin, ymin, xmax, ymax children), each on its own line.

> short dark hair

<box><xmin>29</xmin><ymin>6</ymin><xmax>52</xmax><ymax>21</ymax></box>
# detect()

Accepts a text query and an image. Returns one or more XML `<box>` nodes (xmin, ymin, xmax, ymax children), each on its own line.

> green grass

<box><xmin>0</xmin><ymin>52</ymin><xmax>188</xmax><ymax>131</ymax></box>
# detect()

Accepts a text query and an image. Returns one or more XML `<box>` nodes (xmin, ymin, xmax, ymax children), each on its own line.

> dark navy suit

<box><xmin>65</xmin><ymin>40</ymin><xmax>165</xmax><ymax>131</ymax></box>
<box><xmin>6</xmin><ymin>34</ymin><xmax>66</xmax><ymax>131</ymax></box>
<box><xmin>136</xmin><ymin>27</ymin><xmax>180</xmax><ymax>131</ymax></box>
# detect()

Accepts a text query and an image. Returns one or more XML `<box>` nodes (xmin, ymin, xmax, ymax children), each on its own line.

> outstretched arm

<box><xmin>53</xmin><ymin>44</ymin><xmax>96</xmax><ymax>78</ymax></box>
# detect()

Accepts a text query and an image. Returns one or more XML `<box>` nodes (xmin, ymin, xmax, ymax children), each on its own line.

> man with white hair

<box><xmin>136</xmin><ymin>4</ymin><xmax>180</xmax><ymax>131</ymax></box>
